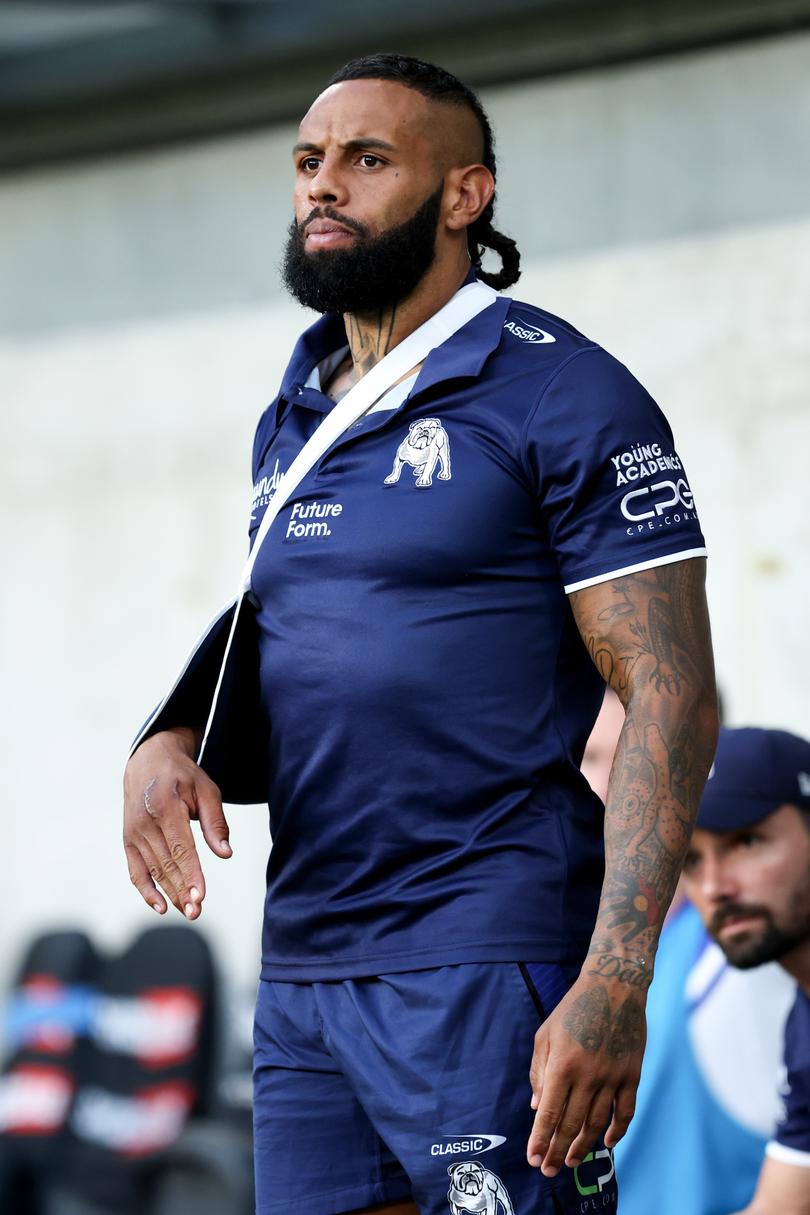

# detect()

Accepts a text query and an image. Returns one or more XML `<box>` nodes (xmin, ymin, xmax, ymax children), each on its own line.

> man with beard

<box><xmin>682</xmin><ymin>727</ymin><xmax>810</xmax><ymax>1215</ymax></box>
<box><xmin>123</xmin><ymin>54</ymin><xmax>718</xmax><ymax>1214</ymax></box>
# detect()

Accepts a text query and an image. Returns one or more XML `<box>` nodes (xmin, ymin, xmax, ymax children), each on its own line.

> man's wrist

<box><xmin>582</xmin><ymin>942</ymin><xmax>654</xmax><ymax>993</ymax></box>
<box><xmin>133</xmin><ymin>726</ymin><xmax>201</xmax><ymax>762</ymax></box>
<box><xmin>561</xmin><ymin>972</ymin><xmax>647</xmax><ymax>1059</ymax></box>
<box><xmin>163</xmin><ymin>726</ymin><xmax>202</xmax><ymax>757</ymax></box>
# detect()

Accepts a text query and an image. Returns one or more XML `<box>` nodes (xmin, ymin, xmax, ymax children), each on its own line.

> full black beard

<box><xmin>282</xmin><ymin>183</ymin><xmax>444</xmax><ymax>314</ymax></box>
<box><xmin>709</xmin><ymin>901</ymin><xmax>810</xmax><ymax>969</ymax></box>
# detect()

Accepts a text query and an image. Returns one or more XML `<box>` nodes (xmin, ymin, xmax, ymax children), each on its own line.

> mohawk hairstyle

<box><xmin>327</xmin><ymin>53</ymin><xmax>521</xmax><ymax>291</ymax></box>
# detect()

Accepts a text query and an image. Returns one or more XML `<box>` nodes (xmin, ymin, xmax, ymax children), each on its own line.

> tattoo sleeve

<box><xmin>570</xmin><ymin>558</ymin><xmax>718</xmax><ymax>989</ymax></box>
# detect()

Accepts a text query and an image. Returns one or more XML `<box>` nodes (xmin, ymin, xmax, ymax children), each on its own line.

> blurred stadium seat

<box><xmin>2</xmin><ymin>924</ymin><xmax>253</xmax><ymax>1215</ymax></box>
<box><xmin>0</xmin><ymin>930</ymin><xmax>102</xmax><ymax>1214</ymax></box>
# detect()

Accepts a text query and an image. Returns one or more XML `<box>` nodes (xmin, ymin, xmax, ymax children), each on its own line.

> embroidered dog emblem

<box><xmin>383</xmin><ymin>418</ymin><xmax>451</xmax><ymax>488</ymax></box>
<box><xmin>447</xmin><ymin>1161</ymin><xmax>514</xmax><ymax>1215</ymax></box>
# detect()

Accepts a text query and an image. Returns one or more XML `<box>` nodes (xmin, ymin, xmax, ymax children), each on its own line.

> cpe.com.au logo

<box><xmin>621</xmin><ymin>478</ymin><xmax>697</xmax><ymax>535</ymax></box>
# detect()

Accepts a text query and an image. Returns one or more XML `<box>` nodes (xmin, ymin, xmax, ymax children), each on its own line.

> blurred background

<box><xmin>1</xmin><ymin>0</ymin><xmax>809</xmax><ymax>1208</ymax></box>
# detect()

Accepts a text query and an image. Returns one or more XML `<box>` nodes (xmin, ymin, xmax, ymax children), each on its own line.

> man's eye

<box><xmin>359</xmin><ymin>154</ymin><xmax>383</xmax><ymax>168</ymax></box>
<box><xmin>301</xmin><ymin>157</ymin><xmax>321</xmax><ymax>172</ymax></box>
<box><xmin>737</xmin><ymin>832</ymin><xmax>760</xmax><ymax>849</ymax></box>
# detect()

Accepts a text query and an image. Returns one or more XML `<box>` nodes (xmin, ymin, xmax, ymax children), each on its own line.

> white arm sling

<box><xmin>130</xmin><ymin>280</ymin><xmax>497</xmax><ymax>801</ymax></box>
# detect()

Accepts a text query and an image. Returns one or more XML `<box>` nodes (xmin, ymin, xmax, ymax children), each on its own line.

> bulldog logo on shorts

<box><xmin>383</xmin><ymin>418</ymin><xmax>451</xmax><ymax>488</ymax></box>
<box><xmin>447</xmin><ymin>1160</ymin><xmax>514</xmax><ymax>1215</ymax></box>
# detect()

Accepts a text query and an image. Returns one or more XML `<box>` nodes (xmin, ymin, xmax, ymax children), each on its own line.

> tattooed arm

<box><xmin>526</xmin><ymin>557</ymin><xmax>718</xmax><ymax>1177</ymax></box>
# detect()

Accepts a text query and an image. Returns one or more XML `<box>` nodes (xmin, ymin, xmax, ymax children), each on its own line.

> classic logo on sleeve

<box><xmin>503</xmin><ymin>319</ymin><xmax>556</xmax><ymax>344</ymax></box>
<box><xmin>612</xmin><ymin>443</ymin><xmax>699</xmax><ymax>535</ymax></box>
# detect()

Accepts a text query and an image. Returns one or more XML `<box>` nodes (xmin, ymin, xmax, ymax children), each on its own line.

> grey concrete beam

<box><xmin>2</xmin><ymin>0</ymin><xmax>810</xmax><ymax>171</ymax></box>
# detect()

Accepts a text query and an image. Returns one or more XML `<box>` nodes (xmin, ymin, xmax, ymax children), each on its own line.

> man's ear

<box><xmin>444</xmin><ymin>163</ymin><xmax>495</xmax><ymax>232</ymax></box>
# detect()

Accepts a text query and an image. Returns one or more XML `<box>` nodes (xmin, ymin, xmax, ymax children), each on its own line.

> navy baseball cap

<box><xmin>697</xmin><ymin>726</ymin><xmax>810</xmax><ymax>832</ymax></box>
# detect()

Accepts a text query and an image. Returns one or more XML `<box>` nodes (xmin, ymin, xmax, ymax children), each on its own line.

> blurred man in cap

<box><xmin>683</xmin><ymin>726</ymin><xmax>810</xmax><ymax>1215</ymax></box>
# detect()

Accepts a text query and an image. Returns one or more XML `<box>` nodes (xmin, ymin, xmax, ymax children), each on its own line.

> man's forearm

<box><xmin>728</xmin><ymin>1155</ymin><xmax>810</xmax><ymax>1215</ymax></box>
<box><xmin>529</xmin><ymin>560</ymin><xmax>717</xmax><ymax>1173</ymax></box>
<box><xmin>571</xmin><ymin>561</ymin><xmax>719</xmax><ymax>1001</ymax></box>
<box><xmin>588</xmin><ymin>684</ymin><xmax>718</xmax><ymax>990</ymax></box>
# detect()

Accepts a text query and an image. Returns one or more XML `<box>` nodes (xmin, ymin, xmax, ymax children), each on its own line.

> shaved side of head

<box><xmin>325</xmin><ymin>53</ymin><xmax>521</xmax><ymax>290</ymax></box>
<box><xmin>429</xmin><ymin>100</ymin><xmax>485</xmax><ymax>171</ymax></box>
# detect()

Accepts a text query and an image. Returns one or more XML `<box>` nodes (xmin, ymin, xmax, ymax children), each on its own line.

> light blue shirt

<box><xmin>616</xmin><ymin>902</ymin><xmax>794</xmax><ymax>1215</ymax></box>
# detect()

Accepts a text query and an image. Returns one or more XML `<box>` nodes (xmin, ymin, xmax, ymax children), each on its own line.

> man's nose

<box><xmin>308</xmin><ymin>159</ymin><xmax>348</xmax><ymax>207</ymax></box>
<box><xmin>699</xmin><ymin>854</ymin><xmax>738</xmax><ymax>904</ymax></box>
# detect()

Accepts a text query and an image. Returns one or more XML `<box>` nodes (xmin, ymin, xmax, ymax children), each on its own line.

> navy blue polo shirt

<box><xmin>768</xmin><ymin>988</ymin><xmax>810</xmax><ymax>1167</ymax></box>
<box><xmin>249</xmin><ymin>282</ymin><xmax>706</xmax><ymax>980</ymax></box>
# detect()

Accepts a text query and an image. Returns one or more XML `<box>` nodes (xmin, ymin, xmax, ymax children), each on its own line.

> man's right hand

<box><xmin>123</xmin><ymin>728</ymin><xmax>231</xmax><ymax>919</ymax></box>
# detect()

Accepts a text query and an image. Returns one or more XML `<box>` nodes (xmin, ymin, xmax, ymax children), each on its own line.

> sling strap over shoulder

<box><xmin>130</xmin><ymin>279</ymin><xmax>498</xmax><ymax>796</ymax></box>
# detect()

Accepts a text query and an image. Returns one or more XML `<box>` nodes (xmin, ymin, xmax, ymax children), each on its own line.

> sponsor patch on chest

<box><xmin>285</xmin><ymin>500</ymin><xmax>344</xmax><ymax>541</ymax></box>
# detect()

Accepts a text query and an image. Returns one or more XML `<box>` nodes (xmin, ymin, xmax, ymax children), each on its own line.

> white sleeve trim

<box><xmin>765</xmin><ymin>1141</ymin><xmax>810</xmax><ymax>1169</ymax></box>
<box><xmin>563</xmin><ymin>547</ymin><xmax>708</xmax><ymax>594</ymax></box>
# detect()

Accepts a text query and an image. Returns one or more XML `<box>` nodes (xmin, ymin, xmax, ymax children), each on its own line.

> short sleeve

<box><xmin>523</xmin><ymin>347</ymin><xmax>707</xmax><ymax>593</ymax></box>
<box><xmin>766</xmin><ymin>994</ymin><xmax>810</xmax><ymax>1167</ymax></box>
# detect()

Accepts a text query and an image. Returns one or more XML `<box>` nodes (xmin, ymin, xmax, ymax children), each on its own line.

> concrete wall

<box><xmin>2</xmin><ymin>31</ymin><xmax>808</xmax><ymax>1002</ymax></box>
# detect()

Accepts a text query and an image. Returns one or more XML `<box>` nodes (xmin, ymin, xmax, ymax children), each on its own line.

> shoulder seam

<box><xmin>518</xmin><ymin>345</ymin><xmax>601</xmax><ymax>488</ymax></box>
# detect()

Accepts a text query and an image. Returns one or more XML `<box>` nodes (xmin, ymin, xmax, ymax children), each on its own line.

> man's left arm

<box><xmin>526</xmin><ymin>556</ymin><xmax>719</xmax><ymax>1176</ymax></box>
<box><xmin>729</xmin><ymin>1154</ymin><xmax>810</xmax><ymax>1215</ymax></box>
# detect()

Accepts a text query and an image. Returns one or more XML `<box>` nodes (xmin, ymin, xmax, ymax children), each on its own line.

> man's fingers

<box><xmin>161</xmin><ymin>813</ymin><xmax>206</xmax><ymax>911</ymax></box>
<box><xmin>138</xmin><ymin>837</ymin><xmax>188</xmax><ymax>916</ymax></box>
<box><xmin>125</xmin><ymin>844</ymin><xmax>166</xmax><ymax>915</ymax></box>
<box><xmin>143</xmin><ymin>780</ymin><xmax>207</xmax><ymax>912</ymax></box>
<box><xmin>138</xmin><ymin>831</ymin><xmax>203</xmax><ymax>920</ymax></box>
<box><xmin>167</xmin><ymin>781</ymin><xmax>208</xmax><ymax>895</ymax></box>
<box><xmin>540</xmin><ymin>1086</ymin><xmax>596</xmax><ymax>1177</ymax></box>
<box><xmin>526</xmin><ymin>1072</ymin><xmax>569</xmax><ymax>1169</ymax></box>
<box><xmin>194</xmin><ymin>777</ymin><xmax>232</xmax><ymax>859</ymax></box>
<box><xmin>604</xmin><ymin>1084</ymin><xmax>637</xmax><ymax>1149</ymax></box>
<box><xmin>565</xmin><ymin>1087</ymin><xmax>614</xmax><ymax>1167</ymax></box>
<box><xmin>528</xmin><ymin>1027</ymin><xmax>549</xmax><ymax>1110</ymax></box>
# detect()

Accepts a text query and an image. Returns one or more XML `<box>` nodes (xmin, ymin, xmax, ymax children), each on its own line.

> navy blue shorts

<box><xmin>253</xmin><ymin>962</ymin><xmax>619</xmax><ymax>1214</ymax></box>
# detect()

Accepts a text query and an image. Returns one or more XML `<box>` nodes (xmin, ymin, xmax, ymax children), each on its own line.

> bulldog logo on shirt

<box><xmin>384</xmin><ymin>418</ymin><xmax>451</xmax><ymax>488</ymax></box>
<box><xmin>446</xmin><ymin>1161</ymin><xmax>514</xmax><ymax>1215</ymax></box>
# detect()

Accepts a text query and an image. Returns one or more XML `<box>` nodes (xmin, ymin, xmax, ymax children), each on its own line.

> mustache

<box><xmin>708</xmin><ymin>902</ymin><xmax>771</xmax><ymax>934</ymax></box>
<box><xmin>299</xmin><ymin>206</ymin><xmax>369</xmax><ymax>239</ymax></box>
